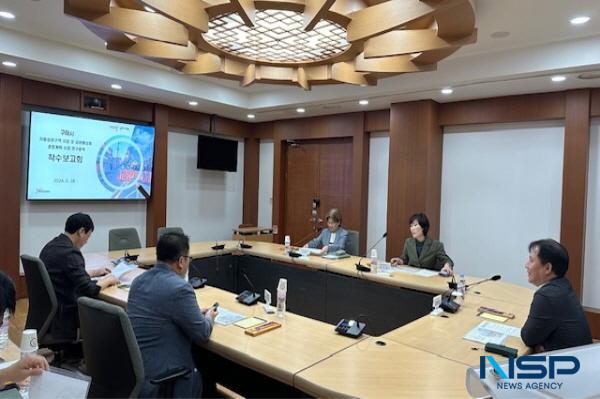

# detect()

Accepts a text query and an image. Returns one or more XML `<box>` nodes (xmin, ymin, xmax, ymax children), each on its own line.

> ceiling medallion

<box><xmin>64</xmin><ymin>0</ymin><xmax>477</xmax><ymax>90</ymax></box>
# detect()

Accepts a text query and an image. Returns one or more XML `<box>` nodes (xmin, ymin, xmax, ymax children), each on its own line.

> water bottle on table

<box><xmin>276</xmin><ymin>278</ymin><xmax>287</xmax><ymax>318</ymax></box>
<box><xmin>284</xmin><ymin>235</ymin><xmax>291</xmax><ymax>253</ymax></box>
<box><xmin>0</xmin><ymin>309</ymin><xmax>10</xmax><ymax>349</ymax></box>
<box><xmin>19</xmin><ymin>329</ymin><xmax>39</xmax><ymax>398</ymax></box>
<box><xmin>370</xmin><ymin>249</ymin><xmax>378</xmax><ymax>273</ymax></box>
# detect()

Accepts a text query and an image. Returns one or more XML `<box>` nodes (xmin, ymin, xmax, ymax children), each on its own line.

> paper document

<box><xmin>214</xmin><ymin>308</ymin><xmax>245</xmax><ymax>326</ymax></box>
<box><xmin>29</xmin><ymin>366</ymin><xmax>90</xmax><ymax>399</ymax></box>
<box><xmin>388</xmin><ymin>265</ymin><xmax>439</xmax><ymax>277</ymax></box>
<box><xmin>83</xmin><ymin>253</ymin><xmax>112</xmax><ymax>270</ymax></box>
<box><xmin>305</xmin><ymin>248</ymin><xmax>322</xmax><ymax>255</ymax></box>
<box><xmin>111</xmin><ymin>261</ymin><xmax>138</xmax><ymax>281</ymax></box>
<box><xmin>463</xmin><ymin>321</ymin><xmax>521</xmax><ymax>345</ymax></box>
<box><xmin>234</xmin><ymin>317</ymin><xmax>266</xmax><ymax>329</ymax></box>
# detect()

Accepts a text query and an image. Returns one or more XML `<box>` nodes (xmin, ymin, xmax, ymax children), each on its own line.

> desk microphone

<box><xmin>188</xmin><ymin>258</ymin><xmax>207</xmax><ymax>289</ymax></box>
<box><xmin>355</xmin><ymin>232</ymin><xmax>387</xmax><ymax>272</ymax></box>
<box><xmin>237</xmin><ymin>269</ymin><xmax>261</xmax><ymax>305</ymax></box>
<box><xmin>212</xmin><ymin>241</ymin><xmax>225</xmax><ymax>250</ymax></box>
<box><xmin>466</xmin><ymin>274</ymin><xmax>501</xmax><ymax>290</ymax></box>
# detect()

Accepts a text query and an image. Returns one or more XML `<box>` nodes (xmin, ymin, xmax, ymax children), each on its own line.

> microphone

<box><xmin>188</xmin><ymin>259</ymin><xmax>207</xmax><ymax>289</ymax></box>
<box><xmin>211</xmin><ymin>240</ymin><xmax>225</xmax><ymax>250</ymax></box>
<box><xmin>355</xmin><ymin>232</ymin><xmax>387</xmax><ymax>272</ymax></box>
<box><xmin>466</xmin><ymin>274</ymin><xmax>501</xmax><ymax>290</ymax></box>
<box><xmin>237</xmin><ymin>269</ymin><xmax>261</xmax><ymax>305</ymax></box>
<box><xmin>242</xmin><ymin>270</ymin><xmax>257</xmax><ymax>293</ymax></box>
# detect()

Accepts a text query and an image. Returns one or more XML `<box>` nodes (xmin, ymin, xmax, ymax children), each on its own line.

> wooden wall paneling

<box><xmin>250</xmin><ymin>121</ymin><xmax>275</xmax><ymax>139</ymax></box>
<box><xmin>243</xmin><ymin>137</ymin><xmax>260</xmax><ymax>226</ymax></box>
<box><xmin>439</xmin><ymin>92</ymin><xmax>566</xmax><ymax>126</ymax></box>
<box><xmin>22</xmin><ymin>79</ymin><xmax>80</xmax><ymax>111</ymax></box>
<box><xmin>108</xmin><ymin>95</ymin><xmax>153</xmax><ymax>122</ymax></box>
<box><xmin>146</xmin><ymin>104</ymin><xmax>169</xmax><ymax>247</ymax></box>
<box><xmin>272</xmin><ymin>134</ymin><xmax>286</xmax><ymax>244</ymax></box>
<box><xmin>560</xmin><ymin>89</ymin><xmax>591</xmax><ymax>299</ymax></box>
<box><xmin>365</xmin><ymin>109</ymin><xmax>390</xmax><ymax>132</ymax></box>
<box><xmin>352</xmin><ymin>114</ymin><xmax>369</xmax><ymax>254</ymax></box>
<box><xmin>0</xmin><ymin>74</ymin><xmax>25</xmax><ymax>297</ymax></box>
<box><xmin>386</xmin><ymin>100</ymin><xmax>442</xmax><ymax>260</ymax></box>
<box><xmin>591</xmin><ymin>88</ymin><xmax>600</xmax><ymax>117</ymax></box>
<box><xmin>168</xmin><ymin>107</ymin><xmax>210</xmax><ymax>132</ymax></box>
<box><xmin>214</xmin><ymin>116</ymin><xmax>250</xmax><ymax>138</ymax></box>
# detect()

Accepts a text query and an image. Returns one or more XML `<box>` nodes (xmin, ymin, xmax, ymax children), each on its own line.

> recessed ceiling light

<box><xmin>247</xmin><ymin>114</ymin><xmax>255</xmax><ymax>119</ymax></box>
<box><xmin>0</xmin><ymin>11</ymin><xmax>15</xmax><ymax>19</ymax></box>
<box><xmin>570</xmin><ymin>16</ymin><xmax>590</xmax><ymax>25</ymax></box>
<box><xmin>110</xmin><ymin>83</ymin><xmax>122</xmax><ymax>90</ymax></box>
<box><xmin>359</xmin><ymin>99</ymin><xmax>369</xmax><ymax>105</ymax></box>
<box><xmin>551</xmin><ymin>75</ymin><xmax>566</xmax><ymax>82</ymax></box>
<box><xmin>296</xmin><ymin>107</ymin><xmax>305</xmax><ymax>113</ymax></box>
<box><xmin>2</xmin><ymin>61</ymin><xmax>17</xmax><ymax>68</ymax></box>
<box><xmin>490</xmin><ymin>31</ymin><xmax>510</xmax><ymax>39</ymax></box>
<box><xmin>441</xmin><ymin>88</ymin><xmax>453</xmax><ymax>95</ymax></box>
<box><xmin>188</xmin><ymin>101</ymin><xmax>198</xmax><ymax>106</ymax></box>
<box><xmin>144</xmin><ymin>6</ymin><xmax>156</xmax><ymax>13</ymax></box>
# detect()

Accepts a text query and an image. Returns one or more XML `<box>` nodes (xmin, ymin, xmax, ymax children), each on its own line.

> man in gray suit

<box><xmin>521</xmin><ymin>239</ymin><xmax>592</xmax><ymax>353</ymax></box>
<box><xmin>128</xmin><ymin>233</ymin><xmax>218</xmax><ymax>398</ymax></box>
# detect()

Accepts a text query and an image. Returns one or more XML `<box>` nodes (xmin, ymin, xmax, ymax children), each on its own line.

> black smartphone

<box><xmin>212</xmin><ymin>302</ymin><xmax>219</xmax><ymax>310</ymax></box>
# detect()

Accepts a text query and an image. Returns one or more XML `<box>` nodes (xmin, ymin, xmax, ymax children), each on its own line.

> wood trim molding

<box><xmin>272</xmin><ymin>135</ymin><xmax>286</xmax><ymax>244</ymax></box>
<box><xmin>146</xmin><ymin>104</ymin><xmax>169</xmax><ymax>247</ymax></box>
<box><xmin>591</xmin><ymin>88</ymin><xmax>600</xmax><ymax>117</ymax></box>
<box><xmin>0</xmin><ymin>74</ymin><xmax>25</xmax><ymax>297</ymax></box>
<box><xmin>352</xmin><ymin>114</ymin><xmax>369</xmax><ymax>254</ymax></box>
<box><xmin>365</xmin><ymin>109</ymin><xmax>390</xmax><ymax>132</ymax></box>
<box><xmin>168</xmin><ymin>107</ymin><xmax>211</xmax><ymax>132</ymax></box>
<box><xmin>22</xmin><ymin>79</ymin><xmax>80</xmax><ymax>111</ymax></box>
<box><xmin>243</xmin><ymin>137</ymin><xmax>260</xmax><ymax>226</ymax></box>
<box><xmin>560</xmin><ymin>89</ymin><xmax>591</xmax><ymax>299</ymax></box>
<box><xmin>386</xmin><ymin>100</ymin><xmax>442</xmax><ymax>260</ymax></box>
<box><xmin>439</xmin><ymin>92</ymin><xmax>566</xmax><ymax>126</ymax></box>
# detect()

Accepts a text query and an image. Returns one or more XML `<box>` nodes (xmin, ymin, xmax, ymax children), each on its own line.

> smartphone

<box><xmin>212</xmin><ymin>302</ymin><xmax>219</xmax><ymax>311</ymax></box>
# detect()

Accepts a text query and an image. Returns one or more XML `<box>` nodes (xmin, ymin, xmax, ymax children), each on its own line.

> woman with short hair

<box><xmin>305</xmin><ymin>208</ymin><xmax>348</xmax><ymax>255</ymax></box>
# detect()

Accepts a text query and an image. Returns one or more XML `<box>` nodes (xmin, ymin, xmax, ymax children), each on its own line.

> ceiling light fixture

<box><xmin>0</xmin><ymin>11</ymin><xmax>15</xmax><ymax>19</ymax></box>
<box><xmin>296</xmin><ymin>108</ymin><xmax>306</xmax><ymax>113</ymax></box>
<box><xmin>441</xmin><ymin>88</ymin><xmax>453</xmax><ymax>94</ymax></box>
<box><xmin>359</xmin><ymin>99</ymin><xmax>369</xmax><ymax>105</ymax></box>
<box><xmin>551</xmin><ymin>75</ymin><xmax>566</xmax><ymax>82</ymax></box>
<box><xmin>2</xmin><ymin>61</ymin><xmax>17</xmax><ymax>68</ymax></box>
<box><xmin>66</xmin><ymin>0</ymin><xmax>477</xmax><ymax>89</ymax></box>
<box><xmin>110</xmin><ymin>83</ymin><xmax>122</xmax><ymax>90</ymax></box>
<box><xmin>570</xmin><ymin>16</ymin><xmax>590</xmax><ymax>25</ymax></box>
<box><xmin>188</xmin><ymin>101</ymin><xmax>198</xmax><ymax>106</ymax></box>
<box><xmin>247</xmin><ymin>114</ymin><xmax>255</xmax><ymax>119</ymax></box>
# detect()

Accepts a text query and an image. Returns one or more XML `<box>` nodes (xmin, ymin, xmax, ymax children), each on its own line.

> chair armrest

<box><xmin>149</xmin><ymin>366</ymin><xmax>191</xmax><ymax>385</ymax></box>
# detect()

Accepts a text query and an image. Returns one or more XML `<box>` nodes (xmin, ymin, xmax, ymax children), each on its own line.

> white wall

<box><xmin>258</xmin><ymin>139</ymin><xmax>274</xmax><ymax>228</ymax></box>
<box><xmin>440</xmin><ymin>122</ymin><xmax>564</xmax><ymax>287</ymax></box>
<box><xmin>367</xmin><ymin>133</ymin><xmax>389</xmax><ymax>259</ymax></box>
<box><xmin>19</xmin><ymin>111</ymin><xmax>146</xmax><ymax>260</ymax></box>
<box><xmin>166</xmin><ymin>131</ymin><xmax>244</xmax><ymax>241</ymax></box>
<box><xmin>584</xmin><ymin>119</ymin><xmax>600</xmax><ymax>309</ymax></box>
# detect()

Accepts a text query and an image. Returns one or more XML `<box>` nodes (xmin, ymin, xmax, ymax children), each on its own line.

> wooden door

<box><xmin>283</xmin><ymin>139</ymin><xmax>353</xmax><ymax>246</ymax></box>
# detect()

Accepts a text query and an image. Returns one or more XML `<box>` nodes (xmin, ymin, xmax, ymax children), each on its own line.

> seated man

<box><xmin>521</xmin><ymin>239</ymin><xmax>592</xmax><ymax>352</ymax></box>
<box><xmin>127</xmin><ymin>232</ymin><xmax>218</xmax><ymax>398</ymax></box>
<box><xmin>39</xmin><ymin>213</ymin><xmax>118</xmax><ymax>341</ymax></box>
<box><xmin>0</xmin><ymin>272</ymin><xmax>49</xmax><ymax>388</ymax></box>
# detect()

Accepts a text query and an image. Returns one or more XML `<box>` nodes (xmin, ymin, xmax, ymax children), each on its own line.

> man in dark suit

<box><xmin>127</xmin><ymin>232</ymin><xmax>217</xmax><ymax>398</ymax></box>
<box><xmin>521</xmin><ymin>239</ymin><xmax>592</xmax><ymax>352</ymax></box>
<box><xmin>39</xmin><ymin>213</ymin><xmax>118</xmax><ymax>341</ymax></box>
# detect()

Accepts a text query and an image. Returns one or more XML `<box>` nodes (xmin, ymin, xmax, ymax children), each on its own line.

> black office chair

<box><xmin>109</xmin><ymin>228</ymin><xmax>142</xmax><ymax>252</ymax></box>
<box><xmin>345</xmin><ymin>230</ymin><xmax>360</xmax><ymax>256</ymax></box>
<box><xmin>78</xmin><ymin>297</ymin><xmax>190</xmax><ymax>398</ymax></box>
<box><xmin>20</xmin><ymin>255</ymin><xmax>76</xmax><ymax>363</ymax></box>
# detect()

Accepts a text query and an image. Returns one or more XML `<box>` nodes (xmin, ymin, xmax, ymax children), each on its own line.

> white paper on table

<box><xmin>29</xmin><ymin>367</ymin><xmax>90</xmax><ymax>399</ymax></box>
<box><xmin>414</xmin><ymin>269</ymin><xmax>439</xmax><ymax>277</ymax></box>
<box><xmin>477</xmin><ymin>320</ymin><xmax>521</xmax><ymax>337</ymax></box>
<box><xmin>214</xmin><ymin>308</ymin><xmax>245</xmax><ymax>326</ymax></box>
<box><xmin>305</xmin><ymin>248</ymin><xmax>322</xmax><ymax>255</ymax></box>
<box><xmin>83</xmin><ymin>253</ymin><xmax>112</xmax><ymax>270</ymax></box>
<box><xmin>111</xmin><ymin>261</ymin><xmax>138</xmax><ymax>281</ymax></box>
<box><xmin>463</xmin><ymin>321</ymin><xmax>512</xmax><ymax>345</ymax></box>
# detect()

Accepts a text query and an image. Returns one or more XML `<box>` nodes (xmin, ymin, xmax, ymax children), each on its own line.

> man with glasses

<box><xmin>128</xmin><ymin>232</ymin><xmax>218</xmax><ymax>398</ymax></box>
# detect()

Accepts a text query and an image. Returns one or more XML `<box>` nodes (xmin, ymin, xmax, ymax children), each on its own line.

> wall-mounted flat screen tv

<box><xmin>27</xmin><ymin>111</ymin><xmax>155</xmax><ymax>200</ymax></box>
<box><xmin>197</xmin><ymin>135</ymin><xmax>238</xmax><ymax>172</ymax></box>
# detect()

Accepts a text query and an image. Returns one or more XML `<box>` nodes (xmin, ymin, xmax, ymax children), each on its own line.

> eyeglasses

<box><xmin>180</xmin><ymin>255</ymin><xmax>193</xmax><ymax>262</ymax></box>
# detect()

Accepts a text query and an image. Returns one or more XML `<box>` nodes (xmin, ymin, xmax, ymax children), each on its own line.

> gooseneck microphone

<box><xmin>355</xmin><ymin>232</ymin><xmax>387</xmax><ymax>272</ymax></box>
<box><xmin>466</xmin><ymin>274</ymin><xmax>501</xmax><ymax>289</ymax></box>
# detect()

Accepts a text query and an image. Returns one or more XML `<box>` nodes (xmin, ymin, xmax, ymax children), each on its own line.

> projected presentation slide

<box><xmin>27</xmin><ymin>111</ymin><xmax>155</xmax><ymax>200</ymax></box>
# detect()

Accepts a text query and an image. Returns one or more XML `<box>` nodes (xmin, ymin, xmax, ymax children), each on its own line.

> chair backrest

<box><xmin>345</xmin><ymin>230</ymin><xmax>360</xmax><ymax>256</ymax></box>
<box><xmin>20</xmin><ymin>255</ymin><xmax>58</xmax><ymax>344</ymax></box>
<box><xmin>156</xmin><ymin>227</ymin><xmax>184</xmax><ymax>241</ymax></box>
<box><xmin>109</xmin><ymin>228</ymin><xmax>142</xmax><ymax>252</ymax></box>
<box><xmin>78</xmin><ymin>297</ymin><xmax>144</xmax><ymax>398</ymax></box>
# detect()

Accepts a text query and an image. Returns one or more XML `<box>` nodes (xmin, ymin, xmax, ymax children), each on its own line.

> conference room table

<box><xmin>92</xmin><ymin>240</ymin><xmax>534</xmax><ymax>398</ymax></box>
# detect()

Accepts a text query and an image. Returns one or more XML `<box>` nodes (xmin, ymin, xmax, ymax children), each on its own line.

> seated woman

<box><xmin>391</xmin><ymin>213</ymin><xmax>454</xmax><ymax>275</ymax></box>
<box><xmin>304</xmin><ymin>208</ymin><xmax>348</xmax><ymax>255</ymax></box>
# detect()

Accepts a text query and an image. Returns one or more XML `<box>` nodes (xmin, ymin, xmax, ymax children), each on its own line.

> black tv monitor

<box><xmin>197</xmin><ymin>135</ymin><xmax>238</xmax><ymax>172</ymax></box>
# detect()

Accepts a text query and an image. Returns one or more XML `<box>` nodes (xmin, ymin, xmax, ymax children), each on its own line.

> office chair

<box><xmin>78</xmin><ymin>297</ymin><xmax>190</xmax><ymax>398</ymax></box>
<box><xmin>345</xmin><ymin>230</ymin><xmax>360</xmax><ymax>256</ymax></box>
<box><xmin>20</xmin><ymin>255</ymin><xmax>77</xmax><ymax>364</ymax></box>
<box><xmin>157</xmin><ymin>226</ymin><xmax>184</xmax><ymax>241</ymax></box>
<box><xmin>109</xmin><ymin>228</ymin><xmax>142</xmax><ymax>252</ymax></box>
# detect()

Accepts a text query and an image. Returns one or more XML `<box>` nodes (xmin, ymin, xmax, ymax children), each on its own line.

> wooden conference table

<box><xmin>95</xmin><ymin>241</ymin><xmax>533</xmax><ymax>398</ymax></box>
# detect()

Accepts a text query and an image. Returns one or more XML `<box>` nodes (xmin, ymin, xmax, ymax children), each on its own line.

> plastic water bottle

<box><xmin>458</xmin><ymin>274</ymin><xmax>466</xmax><ymax>296</ymax></box>
<box><xmin>0</xmin><ymin>309</ymin><xmax>10</xmax><ymax>349</ymax></box>
<box><xmin>284</xmin><ymin>235</ymin><xmax>291</xmax><ymax>253</ymax></box>
<box><xmin>370</xmin><ymin>248</ymin><xmax>378</xmax><ymax>273</ymax></box>
<box><xmin>19</xmin><ymin>329</ymin><xmax>38</xmax><ymax>398</ymax></box>
<box><xmin>276</xmin><ymin>278</ymin><xmax>287</xmax><ymax>318</ymax></box>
